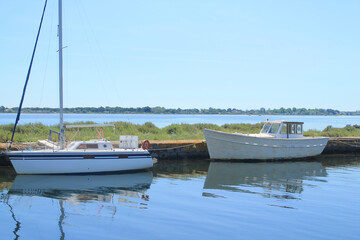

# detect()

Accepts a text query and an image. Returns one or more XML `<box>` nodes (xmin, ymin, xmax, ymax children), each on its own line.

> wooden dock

<box><xmin>0</xmin><ymin>138</ymin><xmax>359</xmax><ymax>166</ymax></box>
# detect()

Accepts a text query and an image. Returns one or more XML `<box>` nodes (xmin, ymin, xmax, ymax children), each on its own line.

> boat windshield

<box><xmin>261</xmin><ymin>123</ymin><xmax>271</xmax><ymax>133</ymax></box>
<box><xmin>269</xmin><ymin>123</ymin><xmax>280</xmax><ymax>134</ymax></box>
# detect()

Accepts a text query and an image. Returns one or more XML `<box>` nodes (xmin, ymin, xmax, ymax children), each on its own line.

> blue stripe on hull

<box><xmin>10</xmin><ymin>157</ymin><xmax>152</xmax><ymax>161</ymax></box>
<box><xmin>8</xmin><ymin>154</ymin><xmax>150</xmax><ymax>158</ymax></box>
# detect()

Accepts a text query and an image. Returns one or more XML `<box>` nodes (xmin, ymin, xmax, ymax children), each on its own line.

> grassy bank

<box><xmin>0</xmin><ymin>122</ymin><xmax>359</xmax><ymax>143</ymax></box>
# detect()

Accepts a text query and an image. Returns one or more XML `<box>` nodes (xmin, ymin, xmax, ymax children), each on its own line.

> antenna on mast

<box><xmin>58</xmin><ymin>0</ymin><xmax>65</xmax><ymax>149</ymax></box>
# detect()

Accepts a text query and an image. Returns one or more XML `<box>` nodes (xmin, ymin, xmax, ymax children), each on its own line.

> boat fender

<box><xmin>141</xmin><ymin>140</ymin><xmax>151</xmax><ymax>150</ymax></box>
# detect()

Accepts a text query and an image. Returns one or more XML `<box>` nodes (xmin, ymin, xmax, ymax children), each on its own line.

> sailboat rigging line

<box><xmin>39</xmin><ymin>0</ymin><xmax>56</xmax><ymax>108</ymax></box>
<box><xmin>10</xmin><ymin>0</ymin><xmax>49</xmax><ymax>148</ymax></box>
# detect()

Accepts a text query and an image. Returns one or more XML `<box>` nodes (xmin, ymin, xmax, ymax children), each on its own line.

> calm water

<box><xmin>1</xmin><ymin>113</ymin><xmax>360</xmax><ymax>130</ymax></box>
<box><xmin>0</xmin><ymin>156</ymin><xmax>359</xmax><ymax>239</ymax></box>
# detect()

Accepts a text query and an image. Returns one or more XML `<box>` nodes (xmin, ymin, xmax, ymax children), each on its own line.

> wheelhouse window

<box><xmin>261</xmin><ymin>123</ymin><xmax>271</xmax><ymax>133</ymax></box>
<box><xmin>269</xmin><ymin>123</ymin><xmax>280</xmax><ymax>134</ymax></box>
<box><xmin>296</xmin><ymin>124</ymin><xmax>303</xmax><ymax>134</ymax></box>
<box><xmin>290</xmin><ymin>124</ymin><xmax>296</xmax><ymax>134</ymax></box>
<box><xmin>280</xmin><ymin>124</ymin><xmax>287</xmax><ymax>134</ymax></box>
<box><xmin>287</xmin><ymin>123</ymin><xmax>303</xmax><ymax>135</ymax></box>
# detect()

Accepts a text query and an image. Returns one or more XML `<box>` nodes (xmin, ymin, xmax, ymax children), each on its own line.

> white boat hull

<box><xmin>9</xmin><ymin>172</ymin><xmax>153</xmax><ymax>197</ymax></box>
<box><xmin>204</xmin><ymin>128</ymin><xmax>329</xmax><ymax>160</ymax></box>
<box><xmin>8</xmin><ymin>150</ymin><xmax>153</xmax><ymax>174</ymax></box>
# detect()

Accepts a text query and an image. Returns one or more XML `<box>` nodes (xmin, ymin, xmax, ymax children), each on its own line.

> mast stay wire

<box><xmin>10</xmin><ymin>0</ymin><xmax>48</xmax><ymax>147</ymax></box>
<box><xmin>39</xmin><ymin>0</ymin><xmax>56</xmax><ymax>109</ymax></box>
<box><xmin>73</xmin><ymin>0</ymin><xmax>112</xmax><ymax>107</ymax></box>
<box><xmin>74</xmin><ymin>0</ymin><xmax>125</xmax><ymax>126</ymax></box>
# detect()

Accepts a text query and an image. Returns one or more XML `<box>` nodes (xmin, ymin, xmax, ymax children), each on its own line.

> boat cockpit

<box><xmin>259</xmin><ymin>121</ymin><xmax>304</xmax><ymax>138</ymax></box>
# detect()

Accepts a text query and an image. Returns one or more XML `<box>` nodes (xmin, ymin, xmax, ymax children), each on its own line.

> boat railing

<box><xmin>48</xmin><ymin>129</ymin><xmax>60</xmax><ymax>142</ymax></box>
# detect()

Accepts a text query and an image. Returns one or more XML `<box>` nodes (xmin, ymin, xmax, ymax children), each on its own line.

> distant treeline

<box><xmin>1</xmin><ymin>106</ymin><xmax>359</xmax><ymax>115</ymax></box>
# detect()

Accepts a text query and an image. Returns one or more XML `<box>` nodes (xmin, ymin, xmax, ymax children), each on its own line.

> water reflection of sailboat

<box><xmin>5</xmin><ymin>172</ymin><xmax>152</xmax><ymax>239</ymax></box>
<box><xmin>8</xmin><ymin>172</ymin><xmax>153</xmax><ymax>203</ymax></box>
<box><xmin>203</xmin><ymin>161</ymin><xmax>327</xmax><ymax>198</ymax></box>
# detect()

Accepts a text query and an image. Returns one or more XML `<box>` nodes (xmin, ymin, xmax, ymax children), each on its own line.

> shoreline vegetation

<box><xmin>1</xmin><ymin>106</ymin><xmax>360</xmax><ymax>115</ymax></box>
<box><xmin>1</xmin><ymin>122</ymin><xmax>359</xmax><ymax>143</ymax></box>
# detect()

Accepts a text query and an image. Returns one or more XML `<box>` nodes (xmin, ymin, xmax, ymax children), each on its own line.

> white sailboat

<box><xmin>204</xmin><ymin>120</ymin><xmax>329</xmax><ymax>160</ymax></box>
<box><xmin>7</xmin><ymin>0</ymin><xmax>153</xmax><ymax>174</ymax></box>
<box><xmin>8</xmin><ymin>172</ymin><xmax>153</xmax><ymax>201</ymax></box>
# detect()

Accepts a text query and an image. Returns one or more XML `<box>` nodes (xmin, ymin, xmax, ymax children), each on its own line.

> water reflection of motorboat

<box><xmin>203</xmin><ymin>161</ymin><xmax>327</xmax><ymax>198</ymax></box>
<box><xmin>8</xmin><ymin>171</ymin><xmax>153</xmax><ymax>203</ymax></box>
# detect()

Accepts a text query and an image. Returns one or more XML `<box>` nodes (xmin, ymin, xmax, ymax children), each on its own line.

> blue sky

<box><xmin>1</xmin><ymin>0</ymin><xmax>359</xmax><ymax>111</ymax></box>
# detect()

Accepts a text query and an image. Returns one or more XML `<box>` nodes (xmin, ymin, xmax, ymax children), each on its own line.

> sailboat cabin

<box><xmin>67</xmin><ymin>140</ymin><xmax>113</xmax><ymax>150</ymax></box>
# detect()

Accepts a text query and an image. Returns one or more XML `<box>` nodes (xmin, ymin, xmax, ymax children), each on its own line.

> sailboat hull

<box><xmin>8</xmin><ymin>150</ymin><xmax>153</xmax><ymax>174</ymax></box>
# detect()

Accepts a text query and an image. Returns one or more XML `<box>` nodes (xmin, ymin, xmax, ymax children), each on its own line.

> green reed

<box><xmin>1</xmin><ymin>122</ymin><xmax>358</xmax><ymax>143</ymax></box>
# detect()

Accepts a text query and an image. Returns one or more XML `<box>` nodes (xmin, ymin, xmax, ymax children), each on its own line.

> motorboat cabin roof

<box><xmin>260</xmin><ymin>120</ymin><xmax>304</xmax><ymax>138</ymax></box>
<box><xmin>263</xmin><ymin>120</ymin><xmax>304</xmax><ymax>125</ymax></box>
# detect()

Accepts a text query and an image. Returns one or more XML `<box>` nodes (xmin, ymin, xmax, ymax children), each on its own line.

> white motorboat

<box><xmin>204</xmin><ymin>121</ymin><xmax>329</xmax><ymax>160</ymax></box>
<box><xmin>7</xmin><ymin>0</ymin><xmax>153</xmax><ymax>174</ymax></box>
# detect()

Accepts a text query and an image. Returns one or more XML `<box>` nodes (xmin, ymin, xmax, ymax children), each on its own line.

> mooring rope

<box><xmin>333</xmin><ymin>140</ymin><xmax>360</xmax><ymax>148</ymax></box>
<box><xmin>149</xmin><ymin>142</ymin><xmax>204</xmax><ymax>152</ymax></box>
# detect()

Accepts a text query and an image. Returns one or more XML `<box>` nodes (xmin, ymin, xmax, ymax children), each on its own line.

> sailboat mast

<box><xmin>58</xmin><ymin>0</ymin><xmax>64</xmax><ymax>149</ymax></box>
